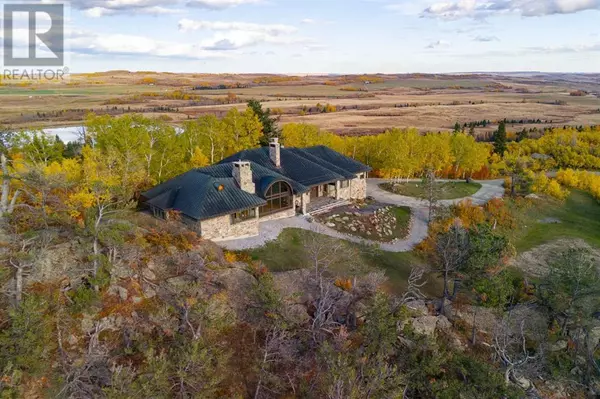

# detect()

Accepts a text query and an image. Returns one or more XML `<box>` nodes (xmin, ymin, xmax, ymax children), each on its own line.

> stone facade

<box><xmin>200</xmin><ymin>210</ymin><xmax>259</xmax><ymax>241</ymax></box>
<box><xmin>350</xmin><ymin>173</ymin><xmax>368</xmax><ymax>199</ymax></box>
<box><xmin>200</xmin><ymin>205</ymin><xmax>297</xmax><ymax>241</ymax></box>
<box><xmin>260</xmin><ymin>207</ymin><xmax>296</xmax><ymax>222</ymax></box>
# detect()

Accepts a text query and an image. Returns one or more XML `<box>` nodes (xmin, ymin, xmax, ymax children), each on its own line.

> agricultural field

<box><xmin>1</xmin><ymin>71</ymin><xmax>599</xmax><ymax>135</ymax></box>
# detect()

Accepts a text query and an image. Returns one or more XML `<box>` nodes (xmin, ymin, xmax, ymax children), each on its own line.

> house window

<box><xmin>358</xmin><ymin>173</ymin><xmax>366</xmax><ymax>180</ymax></box>
<box><xmin>231</xmin><ymin>208</ymin><xmax>257</xmax><ymax>224</ymax></box>
<box><xmin>260</xmin><ymin>181</ymin><xmax>293</xmax><ymax>217</ymax></box>
<box><xmin>341</xmin><ymin>180</ymin><xmax>350</xmax><ymax>189</ymax></box>
<box><xmin>152</xmin><ymin>207</ymin><xmax>166</xmax><ymax>220</ymax></box>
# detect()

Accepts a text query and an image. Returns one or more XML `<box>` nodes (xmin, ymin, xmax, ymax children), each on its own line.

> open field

<box><xmin>1</xmin><ymin>72</ymin><xmax>599</xmax><ymax>135</ymax></box>
<box><xmin>244</xmin><ymin>228</ymin><xmax>442</xmax><ymax>296</ymax></box>
<box><xmin>510</xmin><ymin>190</ymin><xmax>600</xmax><ymax>252</ymax></box>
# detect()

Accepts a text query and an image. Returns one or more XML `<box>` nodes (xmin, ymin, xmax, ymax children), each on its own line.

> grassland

<box><xmin>244</xmin><ymin>228</ymin><xmax>442</xmax><ymax>296</ymax></box>
<box><xmin>380</xmin><ymin>181</ymin><xmax>482</xmax><ymax>200</ymax></box>
<box><xmin>2</xmin><ymin>72</ymin><xmax>599</xmax><ymax>134</ymax></box>
<box><xmin>511</xmin><ymin>190</ymin><xmax>600</xmax><ymax>252</ymax></box>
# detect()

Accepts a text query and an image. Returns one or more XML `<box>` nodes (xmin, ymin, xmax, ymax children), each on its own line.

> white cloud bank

<box><xmin>421</xmin><ymin>0</ymin><xmax>600</xmax><ymax>19</ymax></box>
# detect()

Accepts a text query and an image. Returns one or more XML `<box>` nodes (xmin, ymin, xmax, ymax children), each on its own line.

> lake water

<box><xmin>32</xmin><ymin>125</ymin><xmax>184</xmax><ymax>143</ymax></box>
<box><xmin>37</xmin><ymin>126</ymin><xmax>86</xmax><ymax>143</ymax></box>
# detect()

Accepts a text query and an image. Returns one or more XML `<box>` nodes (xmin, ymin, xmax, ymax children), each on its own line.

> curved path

<box><xmin>218</xmin><ymin>179</ymin><xmax>505</xmax><ymax>252</ymax></box>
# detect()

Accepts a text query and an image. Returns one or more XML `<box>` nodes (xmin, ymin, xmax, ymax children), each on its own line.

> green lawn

<box><xmin>380</xmin><ymin>181</ymin><xmax>482</xmax><ymax>200</ymax></box>
<box><xmin>243</xmin><ymin>228</ymin><xmax>442</xmax><ymax>296</ymax></box>
<box><xmin>511</xmin><ymin>189</ymin><xmax>600</xmax><ymax>252</ymax></box>
<box><xmin>393</xmin><ymin>206</ymin><xmax>412</xmax><ymax>238</ymax></box>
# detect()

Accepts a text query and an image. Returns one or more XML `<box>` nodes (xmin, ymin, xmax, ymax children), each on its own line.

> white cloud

<box><xmin>301</xmin><ymin>18</ymin><xmax>317</xmax><ymax>24</ymax></box>
<box><xmin>426</xmin><ymin>39</ymin><xmax>451</xmax><ymax>48</ymax></box>
<box><xmin>422</xmin><ymin>0</ymin><xmax>600</xmax><ymax>20</ymax></box>
<box><xmin>198</xmin><ymin>31</ymin><xmax>312</xmax><ymax>50</ymax></box>
<box><xmin>186</xmin><ymin>0</ymin><xmax>262</xmax><ymax>9</ymax></box>
<box><xmin>178</xmin><ymin>19</ymin><xmax>297</xmax><ymax>34</ymax></box>
<box><xmin>64</xmin><ymin>0</ymin><xmax>261</xmax><ymax>16</ymax></box>
<box><xmin>83</xmin><ymin>5</ymin><xmax>181</xmax><ymax>17</ymax></box>
<box><xmin>177</xmin><ymin>18</ymin><xmax>314</xmax><ymax>51</ymax></box>
<box><xmin>474</xmin><ymin>35</ymin><xmax>499</xmax><ymax>42</ymax></box>
<box><xmin>67</xmin><ymin>29</ymin><xmax>231</xmax><ymax>59</ymax></box>
<box><xmin>528</xmin><ymin>42</ymin><xmax>600</xmax><ymax>53</ymax></box>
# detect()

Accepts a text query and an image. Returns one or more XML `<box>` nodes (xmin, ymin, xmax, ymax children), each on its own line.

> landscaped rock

<box><xmin>326</xmin><ymin>222</ymin><xmax>336</xmax><ymax>228</ymax></box>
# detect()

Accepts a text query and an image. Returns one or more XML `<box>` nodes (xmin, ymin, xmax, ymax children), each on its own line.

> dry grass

<box><xmin>1</xmin><ymin>72</ymin><xmax>599</xmax><ymax>133</ymax></box>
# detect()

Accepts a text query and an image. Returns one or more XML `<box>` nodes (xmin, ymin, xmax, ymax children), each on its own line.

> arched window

<box><xmin>260</xmin><ymin>181</ymin><xmax>293</xmax><ymax>217</ymax></box>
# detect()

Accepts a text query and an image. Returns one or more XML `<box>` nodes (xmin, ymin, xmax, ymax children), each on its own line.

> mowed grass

<box><xmin>380</xmin><ymin>181</ymin><xmax>482</xmax><ymax>200</ymax></box>
<box><xmin>243</xmin><ymin>228</ymin><xmax>442</xmax><ymax>296</ymax></box>
<box><xmin>512</xmin><ymin>189</ymin><xmax>600</xmax><ymax>252</ymax></box>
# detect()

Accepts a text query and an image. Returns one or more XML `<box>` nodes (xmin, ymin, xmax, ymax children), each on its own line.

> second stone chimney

<box><xmin>233</xmin><ymin>161</ymin><xmax>255</xmax><ymax>194</ymax></box>
<box><xmin>269</xmin><ymin>138</ymin><xmax>281</xmax><ymax>168</ymax></box>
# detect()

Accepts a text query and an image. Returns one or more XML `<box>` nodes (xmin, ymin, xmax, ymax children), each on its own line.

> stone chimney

<box><xmin>269</xmin><ymin>138</ymin><xmax>281</xmax><ymax>167</ymax></box>
<box><xmin>233</xmin><ymin>161</ymin><xmax>255</xmax><ymax>194</ymax></box>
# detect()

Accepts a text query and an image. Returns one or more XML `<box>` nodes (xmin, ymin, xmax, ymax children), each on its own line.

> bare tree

<box><xmin>0</xmin><ymin>153</ymin><xmax>20</xmax><ymax>219</ymax></box>
<box><xmin>434</xmin><ymin>222</ymin><xmax>470</xmax><ymax>315</ymax></box>
<box><xmin>8</xmin><ymin>237</ymin><xmax>36</xmax><ymax>305</ymax></box>
<box><xmin>422</xmin><ymin>168</ymin><xmax>440</xmax><ymax>223</ymax></box>
<box><xmin>492</xmin><ymin>311</ymin><xmax>541</xmax><ymax>388</ymax></box>
<box><xmin>254</xmin><ymin>328</ymin><xmax>294</xmax><ymax>399</ymax></box>
<box><xmin>57</xmin><ymin>319</ymin><xmax>113</xmax><ymax>398</ymax></box>
<box><xmin>399</xmin><ymin>267</ymin><xmax>427</xmax><ymax>306</ymax></box>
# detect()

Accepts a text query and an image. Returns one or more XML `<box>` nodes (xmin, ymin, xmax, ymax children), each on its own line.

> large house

<box><xmin>140</xmin><ymin>139</ymin><xmax>371</xmax><ymax>240</ymax></box>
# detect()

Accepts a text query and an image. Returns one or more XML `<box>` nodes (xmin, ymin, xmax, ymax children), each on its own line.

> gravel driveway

<box><xmin>218</xmin><ymin>178</ymin><xmax>505</xmax><ymax>252</ymax></box>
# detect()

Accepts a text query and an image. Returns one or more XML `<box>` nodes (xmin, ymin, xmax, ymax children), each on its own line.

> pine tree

<box><xmin>247</xmin><ymin>99</ymin><xmax>280</xmax><ymax>146</ymax></box>
<box><xmin>493</xmin><ymin>121</ymin><xmax>507</xmax><ymax>155</ymax></box>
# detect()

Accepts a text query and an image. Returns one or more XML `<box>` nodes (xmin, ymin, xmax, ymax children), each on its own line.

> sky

<box><xmin>13</xmin><ymin>0</ymin><xmax>600</xmax><ymax>73</ymax></box>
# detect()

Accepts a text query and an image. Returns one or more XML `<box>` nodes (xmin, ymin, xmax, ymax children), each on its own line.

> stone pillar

<box><xmin>233</xmin><ymin>161</ymin><xmax>255</xmax><ymax>194</ymax></box>
<box><xmin>301</xmin><ymin>192</ymin><xmax>310</xmax><ymax>215</ymax></box>
<box><xmin>335</xmin><ymin>181</ymin><xmax>341</xmax><ymax>200</ymax></box>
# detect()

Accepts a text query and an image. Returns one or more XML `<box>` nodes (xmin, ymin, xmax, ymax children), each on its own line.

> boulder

<box><xmin>142</xmin><ymin>268</ymin><xmax>156</xmax><ymax>281</ymax></box>
<box><xmin>411</xmin><ymin>315</ymin><xmax>451</xmax><ymax>336</ymax></box>
<box><xmin>549</xmin><ymin>340</ymin><xmax>568</xmax><ymax>352</ymax></box>
<box><xmin>116</xmin><ymin>286</ymin><xmax>128</xmax><ymax>301</ymax></box>
<box><xmin>514</xmin><ymin>376</ymin><xmax>533</xmax><ymax>390</ymax></box>
<box><xmin>405</xmin><ymin>300</ymin><xmax>429</xmax><ymax>316</ymax></box>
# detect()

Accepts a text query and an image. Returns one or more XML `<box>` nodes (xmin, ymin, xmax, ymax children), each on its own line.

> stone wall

<box><xmin>337</xmin><ymin>181</ymin><xmax>352</xmax><ymax>200</ymax></box>
<box><xmin>200</xmin><ymin>210</ymin><xmax>259</xmax><ymax>241</ymax></box>
<box><xmin>350</xmin><ymin>174</ymin><xmax>367</xmax><ymax>199</ymax></box>
<box><xmin>260</xmin><ymin>207</ymin><xmax>296</xmax><ymax>222</ymax></box>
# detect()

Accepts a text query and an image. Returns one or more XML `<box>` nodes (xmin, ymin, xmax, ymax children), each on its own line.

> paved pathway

<box><xmin>218</xmin><ymin>179</ymin><xmax>505</xmax><ymax>252</ymax></box>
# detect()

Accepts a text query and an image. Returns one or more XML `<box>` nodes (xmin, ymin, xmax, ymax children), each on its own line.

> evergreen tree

<box><xmin>247</xmin><ymin>99</ymin><xmax>280</xmax><ymax>146</ymax></box>
<box><xmin>516</xmin><ymin>128</ymin><xmax>528</xmax><ymax>143</ymax></box>
<box><xmin>453</xmin><ymin>122</ymin><xmax>461</xmax><ymax>134</ymax></box>
<box><xmin>493</xmin><ymin>121</ymin><xmax>507</xmax><ymax>155</ymax></box>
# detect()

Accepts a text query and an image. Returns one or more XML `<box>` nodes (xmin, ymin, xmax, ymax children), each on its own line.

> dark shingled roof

<box><xmin>301</xmin><ymin>146</ymin><xmax>372</xmax><ymax>174</ymax></box>
<box><xmin>219</xmin><ymin>147</ymin><xmax>354</xmax><ymax>187</ymax></box>
<box><xmin>141</xmin><ymin>145</ymin><xmax>371</xmax><ymax>221</ymax></box>
<box><xmin>141</xmin><ymin>169</ymin><xmax>266</xmax><ymax>221</ymax></box>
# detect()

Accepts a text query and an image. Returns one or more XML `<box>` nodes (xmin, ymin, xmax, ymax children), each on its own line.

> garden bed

<box><xmin>316</xmin><ymin>203</ymin><xmax>411</xmax><ymax>242</ymax></box>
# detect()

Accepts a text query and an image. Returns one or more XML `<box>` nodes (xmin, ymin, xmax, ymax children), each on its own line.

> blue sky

<box><xmin>52</xmin><ymin>0</ymin><xmax>600</xmax><ymax>73</ymax></box>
